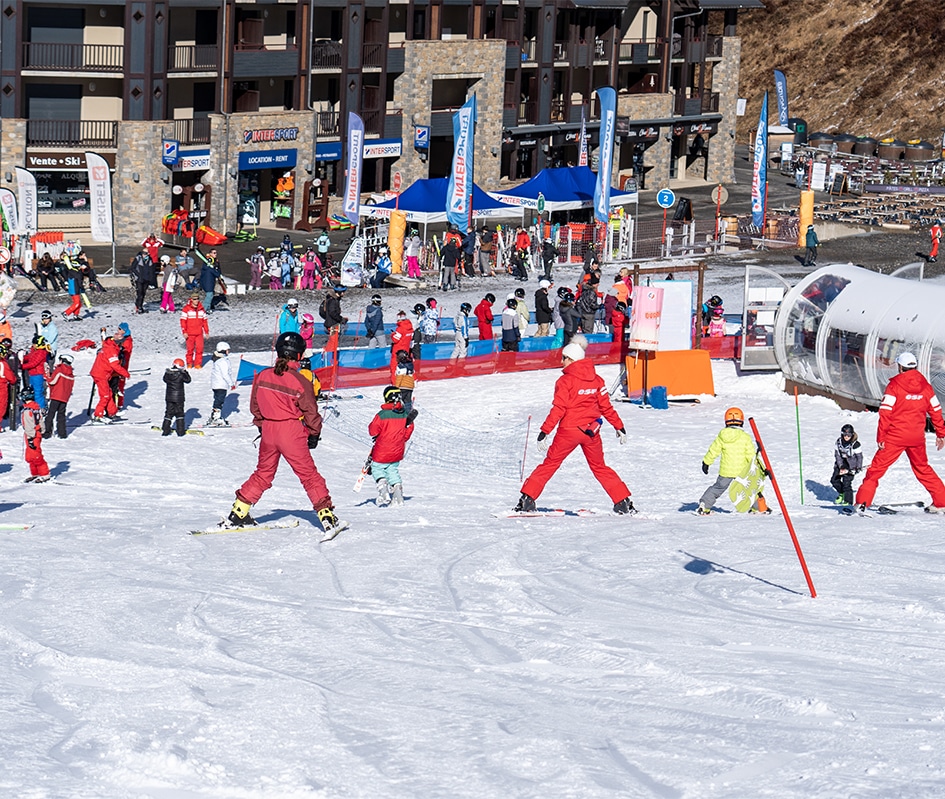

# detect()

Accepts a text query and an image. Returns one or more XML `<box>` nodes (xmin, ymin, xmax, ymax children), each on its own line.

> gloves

<box><xmin>616</xmin><ymin>429</ymin><xmax>627</xmax><ymax>445</ymax></box>
<box><xmin>27</xmin><ymin>439</ymin><xmax>37</xmax><ymax>450</ymax></box>
<box><xmin>464</xmin><ymin>338</ymin><xmax>469</xmax><ymax>346</ymax></box>
<box><xmin>537</xmin><ymin>431</ymin><xmax>549</xmax><ymax>454</ymax></box>
<box><xmin>701</xmin><ymin>462</ymin><xmax>710</xmax><ymax>475</ymax></box>
<box><xmin>307</xmin><ymin>434</ymin><xmax>320</xmax><ymax>449</ymax></box>
<box><xmin>762</xmin><ymin>468</ymin><xmax>771</xmax><ymax>478</ymax></box>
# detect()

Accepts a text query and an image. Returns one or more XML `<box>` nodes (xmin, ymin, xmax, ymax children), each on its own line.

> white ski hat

<box><xmin>539</xmin><ymin>279</ymin><xmax>551</xmax><ymax>289</ymax></box>
<box><xmin>896</xmin><ymin>351</ymin><xmax>917</xmax><ymax>368</ymax></box>
<box><xmin>215</xmin><ymin>341</ymin><xmax>231</xmax><ymax>353</ymax></box>
<box><xmin>570</xmin><ymin>332</ymin><xmax>589</xmax><ymax>351</ymax></box>
<box><xmin>562</xmin><ymin>342</ymin><xmax>585</xmax><ymax>362</ymax></box>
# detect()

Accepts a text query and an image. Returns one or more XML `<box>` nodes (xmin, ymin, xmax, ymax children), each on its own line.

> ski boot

<box><xmin>391</xmin><ymin>484</ymin><xmax>404</xmax><ymax>506</ymax></box>
<box><xmin>613</xmin><ymin>498</ymin><xmax>636</xmax><ymax>515</ymax></box>
<box><xmin>376</xmin><ymin>479</ymin><xmax>391</xmax><ymax>506</ymax></box>
<box><xmin>514</xmin><ymin>493</ymin><xmax>536</xmax><ymax>513</ymax></box>
<box><xmin>833</xmin><ymin>496</ymin><xmax>848</xmax><ymax>505</ymax></box>
<box><xmin>227</xmin><ymin>497</ymin><xmax>257</xmax><ymax>527</ymax></box>
<box><xmin>317</xmin><ymin>507</ymin><xmax>346</xmax><ymax>536</ymax></box>
<box><xmin>925</xmin><ymin>505</ymin><xmax>945</xmax><ymax>514</ymax></box>
<box><xmin>33</xmin><ymin>475</ymin><xmax>51</xmax><ymax>483</ymax></box>
<box><xmin>696</xmin><ymin>503</ymin><xmax>712</xmax><ymax>516</ymax></box>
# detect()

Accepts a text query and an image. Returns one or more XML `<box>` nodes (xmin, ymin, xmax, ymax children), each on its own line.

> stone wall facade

<box><xmin>709</xmin><ymin>37</ymin><xmax>742</xmax><ymax>185</ymax></box>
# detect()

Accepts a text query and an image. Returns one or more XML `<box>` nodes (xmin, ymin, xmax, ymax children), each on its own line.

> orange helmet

<box><xmin>173</xmin><ymin>358</ymin><xmax>186</xmax><ymax>369</ymax></box>
<box><xmin>724</xmin><ymin>407</ymin><xmax>744</xmax><ymax>426</ymax></box>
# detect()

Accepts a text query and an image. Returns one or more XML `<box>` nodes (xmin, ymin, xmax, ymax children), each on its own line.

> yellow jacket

<box><xmin>703</xmin><ymin>426</ymin><xmax>759</xmax><ymax>478</ymax></box>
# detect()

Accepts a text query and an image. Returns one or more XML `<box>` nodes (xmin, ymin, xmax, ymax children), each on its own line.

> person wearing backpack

<box><xmin>461</xmin><ymin>229</ymin><xmax>477</xmax><ymax>277</ymax></box>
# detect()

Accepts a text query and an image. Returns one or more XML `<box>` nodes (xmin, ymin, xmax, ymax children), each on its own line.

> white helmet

<box><xmin>215</xmin><ymin>341</ymin><xmax>231</xmax><ymax>354</ymax></box>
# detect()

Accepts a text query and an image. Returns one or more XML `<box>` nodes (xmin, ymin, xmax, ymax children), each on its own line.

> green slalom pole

<box><xmin>795</xmin><ymin>387</ymin><xmax>804</xmax><ymax>504</ymax></box>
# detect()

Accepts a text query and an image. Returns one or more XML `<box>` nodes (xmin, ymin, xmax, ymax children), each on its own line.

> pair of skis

<box><xmin>841</xmin><ymin>500</ymin><xmax>926</xmax><ymax>517</ymax></box>
<box><xmin>190</xmin><ymin>517</ymin><xmax>348</xmax><ymax>543</ymax></box>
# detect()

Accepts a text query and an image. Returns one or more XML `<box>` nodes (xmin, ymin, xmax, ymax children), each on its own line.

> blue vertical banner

<box><xmin>751</xmin><ymin>92</ymin><xmax>768</xmax><ymax>229</ymax></box>
<box><xmin>447</xmin><ymin>94</ymin><xmax>477</xmax><ymax>231</ymax></box>
<box><xmin>578</xmin><ymin>110</ymin><xmax>589</xmax><ymax>167</ymax></box>
<box><xmin>343</xmin><ymin>112</ymin><xmax>365</xmax><ymax>226</ymax></box>
<box><xmin>593</xmin><ymin>86</ymin><xmax>616</xmax><ymax>224</ymax></box>
<box><xmin>773</xmin><ymin>70</ymin><xmax>789</xmax><ymax>126</ymax></box>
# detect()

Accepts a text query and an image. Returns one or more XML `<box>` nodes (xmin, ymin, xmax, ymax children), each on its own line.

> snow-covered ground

<box><xmin>4</xmin><ymin>263</ymin><xmax>945</xmax><ymax>798</ymax></box>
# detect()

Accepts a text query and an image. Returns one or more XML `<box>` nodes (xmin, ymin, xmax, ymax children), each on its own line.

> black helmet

<box><xmin>460</xmin><ymin>302</ymin><xmax>472</xmax><ymax>314</ymax></box>
<box><xmin>371</xmin><ymin>294</ymin><xmax>382</xmax><ymax>305</ymax></box>
<box><xmin>841</xmin><ymin>423</ymin><xmax>855</xmax><ymax>438</ymax></box>
<box><xmin>709</xmin><ymin>295</ymin><xmax>723</xmax><ymax>307</ymax></box>
<box><xmin>383</xmin><ymin>385</ymin><xmax>402</xmax><ymax>404</ymax></box>
<box><xmin>485</xmin><ymin>293</ymin><xmax>495</xmax><ymax>303</ymax></box>
<box><xmin>413</xmin><ymin>303</ymin><xmax>425</xmax><ymax>316</ymax></box>
<box><xmin>275</xmin><ymin>331</ymin><xmax>306</xmax><ymax>360</ymax></box>
<box><xmin>514</xmin><ymin>287</ymin><xmax>525</xmax><ymax>299</ymax></box>
<box><xmin>506</xmin><ymin>298</ymin><xmax>518</xmax><ymax>309</ymax></box>
<box><xmin>557</xmin><ymin>286</ymin><xmax>570</xmax><ymax>299</ymax></box>
<box><xmin>299</xmin><ymin>356</ymin><xmax>312</xmax><ymax>370</ymax></box>
<box><xmin>565</xmin><ymin>291</ymin><xmax>575</xmax><ymax>303</ymax></box>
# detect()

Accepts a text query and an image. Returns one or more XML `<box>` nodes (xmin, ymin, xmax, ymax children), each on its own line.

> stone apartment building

<box><xmin>0</xmin><ymin>0</ymin><xmax>760</xmax><ymax>246</ymax></box>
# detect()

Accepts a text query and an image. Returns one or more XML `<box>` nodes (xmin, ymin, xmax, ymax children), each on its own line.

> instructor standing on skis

<box><xmin>855</xmin><ymin>351</ymin><xmax>945</xmax><ymax>514</ymax></box>
<box><xmin>515</xmin><ymin>339</ymin><xmax>634</xmax><ymax>515</ymax></box>
<box><xmin>227</xmin><ymin>331</ymin><xmax>345</xmax><ymax>536</ymax></box>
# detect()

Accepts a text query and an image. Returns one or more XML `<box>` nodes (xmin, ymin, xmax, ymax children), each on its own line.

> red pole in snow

<box><xmin>749</xmin><ymin>416</ymin><xmax>817</xmax><ymax>598</ymax></box>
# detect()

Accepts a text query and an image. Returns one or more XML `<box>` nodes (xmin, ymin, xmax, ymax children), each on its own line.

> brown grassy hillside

<box><xmin>737</xmin><ymin>0</ymin><xmax>945</xmax><ymax>142</ymax></box>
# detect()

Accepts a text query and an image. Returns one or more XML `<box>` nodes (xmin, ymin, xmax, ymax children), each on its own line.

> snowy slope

<box><xmin>3</xmin><ymin>274</ymin><xmax>945</xmax><ymax>798</ymax></box>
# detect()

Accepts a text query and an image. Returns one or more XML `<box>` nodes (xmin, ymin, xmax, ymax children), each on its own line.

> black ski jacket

<box><xmin>163</xmin><ymin>366</ymin><xmax>191</xmax><ymax>404</ymax></box>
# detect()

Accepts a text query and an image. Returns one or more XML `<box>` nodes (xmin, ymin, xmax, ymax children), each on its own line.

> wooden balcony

<box><xmin>168</xmin><ymin>44</ymin><xmax>219</xmax><ymax>72</ymax></box>
<box><xmin>23</xmin><ymin>42</ymin><xmax>123</xmax><ymax>72</ymax></box>
<box><xmin>27</xmin><ymin>119</ymin><xmax>118</xmax><ymax>148</ymax></box>
<box><xmin>172</xmin><ymin>118</ymin><xmax>211</xmax><ymax>145</ymax></box>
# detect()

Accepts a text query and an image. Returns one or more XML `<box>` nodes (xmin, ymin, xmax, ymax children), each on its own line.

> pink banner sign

<box><xmin>626</xmin><ymin>286</ymin><xmax>664</xmax><ymax>351</ymax></box>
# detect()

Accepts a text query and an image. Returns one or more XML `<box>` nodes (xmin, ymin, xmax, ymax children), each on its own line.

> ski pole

<box><xmin>794</xmin><ymin>387</ymin><xmax>804</xmax><ymax>504</ymax></box>
<box><xmin>521</xmin><ymin>415</ymin><xmax>532</xmax><ymax>481</ymax></box>
<box><xmin>749</xmin><ymin>417</ymin><xmax>817</xmax><ymax>598</ymax></box>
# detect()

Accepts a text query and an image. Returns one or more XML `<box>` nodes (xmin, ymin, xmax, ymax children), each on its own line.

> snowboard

<box><xmin>191</xmin><ymin>520</ymin><xmax>300</xmax><ymax>536</ymax></box>
<box><xmin>728</xmin><ymin>462</ymin><xmax>766</xmax><ymax>513</ymax></box>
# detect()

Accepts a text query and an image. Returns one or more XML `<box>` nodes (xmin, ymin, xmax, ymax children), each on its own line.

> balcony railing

<box><xmin>618</xmin><ymin>40</ymin><xmax>661</xmax><ymax>63</ymax></box>
<box><xmin>315</xmin><ymin>110</ymin><xmax>339</xmax><ymax>137</ymax></box>
<box><xmin>312</xmin><ymin>40</ymin><xmax>342</xmax><ymax>69</ymax></box>
<box><xmin>168</xmin><ymin>44</ymin><xmax>218</xmax><ymax>72</ymax></box>
<box><xmin>674</xmin><ymin>92</ymin><xmax>720</xmax><ymax>115</ymax></box>
<box><xmin>173</xmin><ymin>118</ymin><xmax>211</xmax><ymax>145</ymax></box>
<box><xmin>362</xmin><ymin>42</ymin><xmax>384</xmax><ymax>68</ymax></box>
<box><xmin>23</xmin><ymin>42</ymin><xmax>123</xmax><ymax>72</ymax></box>
<box><xmin>362</xmin><ymin>109</ymin><xmax>383</xmax><ymax>136</ymax></box>
<box><xmin>27</xmin><ymin>119</ymin><xmax>118</xmax><ymax>148</ymax></box>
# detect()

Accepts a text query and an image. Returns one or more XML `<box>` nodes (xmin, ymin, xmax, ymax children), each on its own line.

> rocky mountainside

<box><xmin>736</xmin><ymin>0</ymin><xmax>944</xmax><ymax>144</ymax></box>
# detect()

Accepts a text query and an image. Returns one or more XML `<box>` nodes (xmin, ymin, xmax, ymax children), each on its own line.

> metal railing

<box><xmin>23</xmin><ymin>42</ymin><xmax>123</xmax><ymax>72</ymax></box>
<box><xmin>172</xmin><ymin>118</ymin><xmax>211</xmax><ymax>145</ymax></box>
<box><xmin>27</xmin><ymin>119</ymin><xmax>118</xmax><ymax>148</ymax></box>
<box><xmin>362</xmin><ymin>42</ymin><xmax>384</xmax><ymax>68</ymax></box>
<box><xmin>168</xmin><ymin>44</ymin><xmax>218</xmax><ymax>71</ymax></box>
<box><xmin>312</xmin><ymin>40</ymin><xmax>342</xmax><ymax>69</ymax></box>
<box><xmin>315</xmin><ymin>110</ymin><xmax>339</xmax><ymax>137</ymax></box>
<box><xmin>674</xmin><ymin>91</ymin><xmax>719</xmax><ymax>115</ymax></box>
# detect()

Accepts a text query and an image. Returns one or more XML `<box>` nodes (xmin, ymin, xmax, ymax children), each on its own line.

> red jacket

<box><xmin>90</xmin><ymin>338</ymin><xmax>130</xmax><ymax>381</ymax></box>
<box><xmin>250</xmin><ymin>363</ymin><xmax>322</xmax><ymax>436</ymax></box>
<box><xmin>391</xmin><ymin>319</ymin><xmax>414</xmax><ymax>355</ymax></box>
<box><xmin>47</xmin><ymin>363</ymin><xmax>75</xmax><ymax>402</ymax></box>
<box><xmin>877</xmin><ymin>369</ymin><xmax>945</xmax><ymax>447</ymax></box>
<box><xmin>0</xmin><ymin>358</ymin><xmax>14</xmax><ymax>386</ymax></box>
<box><xmin>540</xmin><ymin>358</ymin><xmax>624</xmax><ymax>435</ymax></box>
<box><xmin>21</xmin><ymin>347</ymin><xmax>49</xmax><ymax>378</ymax></box>
<box><xmin>119</xmin><ymin>336</ymin><xmax>133</xmax><ymax>368</ymax></box>
<box><xmin>368</xmin><ymin>403</ymin><xmax>415</xmax><ymax>463</ymax></box>
<box><xmin>474</xmin><ymin>299</ymin><xmax>494</xmax><ymax>329</ymax></box>
<box><xmin>180</xmin><ymin>300</ymin><xmax>209</xmax><ymax>336</ymax></box>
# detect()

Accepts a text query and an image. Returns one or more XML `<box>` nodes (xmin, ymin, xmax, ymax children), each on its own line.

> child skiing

<box><xmin>208</xmin><ymin>341</ymin><xmax>234</xmax><ymax>427</ymax></box>
<box><xmin>697</xmin><ymin>407</ymin><xmax>768</xmax><ymax>515</ymax></box>
<box><xmin>451</xmin><ymin>302</ymin><xmax>471</xmax><ymax>362</ymax></box>
<box><xmin>367</xmin><ymin>385</ymin><xmax>417</xmax><ymax>506</ymax></box>
<box><xmin>43</xmin><ymin>353</ymin><xmax>75</xmax><ymax>439</ymax></box>
<box><xmin>21</xmin><ymin>399</ymin><xmax>50</xmax><ymax>482</ymax></box>
<box><xmin>393</xmin><ymin>349</ymin><xmax>416</xmax><ymax>413</ymax></box>
<box><xmin>831</xmin><ymin>423</ymin><xmax>863</xmax><ymax>506</ymax></box>
<box><xmin>162</xmin><ymin>358</ymin><xmax>192</xmax><ymax>436</ymax></box>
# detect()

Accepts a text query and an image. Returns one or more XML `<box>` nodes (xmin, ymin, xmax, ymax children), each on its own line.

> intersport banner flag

<box><xmin>447</xmin><ymin>94</ymin><xmax>477</xmax><ymax>231</ymax></box>
<box><xmin>0</xmin><ymin>188</ymin><xmax>18</xmax><ymax>234</ymax></box>
<box><xmin>773</xmin><ymin>70</ymin><xmax>789</xmax><ymax>127</ymax></box>
<box><xmin>343</xmin><ymin>112</ymin><xmax>365</xmax><ymax>226</ymax></box>
<box><xmin>578</xmin><ymin>110</ymin><xmax>589</xmax><ymax>167</ymax></box>
<box><xmin>85</xmin><ymin>152</ymin><xmax>113</xmax><ymax>242</ymax></box>
<box><xmin>593</xmin><ymin>86</ymin><xmax>616</xmax><ymax>223</ymax></box>
<box><xmin>751</xmin><ymin>92</ymin><xmax>768</xmax><ymax>229</ymax></box>
<box><xmin>14</xmin><ymin>167</ymin><xmax>38</xmax><ymax>235</ymax></box>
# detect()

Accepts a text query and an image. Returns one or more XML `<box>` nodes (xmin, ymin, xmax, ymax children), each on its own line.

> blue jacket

<box><xmin>365</xmin><ymin>304</ymin><xmax>384</xmax><ymax>337</ymax></box>
<box><xmin>198</xmin><ymin>262</ymin><xmax>220</xmax><ymax>291</ymax></box>
<box><xmin>278</xmin><ymin>306</ymin><xmax>301</xmax><ymax>335</ymax></box>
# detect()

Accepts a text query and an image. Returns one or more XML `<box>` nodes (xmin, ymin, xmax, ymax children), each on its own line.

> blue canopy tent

<box><xmin>359</xmin><ymin>177</ymin><xmax>523</xmax><ymax>239</ymax></box>
<box><xmin>487</xmin><ymin>165</ymin><xmax>638</xmax><ymax>213</ymax></box>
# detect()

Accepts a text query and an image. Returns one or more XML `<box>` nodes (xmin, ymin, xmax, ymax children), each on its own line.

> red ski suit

<box><xmin>390</xmin><ymin>318</ymin><xmax>413</xmax><ymax>380</ymax></box>
<box><xmin>180</xmin><ymin>299</ymin><xmax>209</xmax><ymax>368</ymax></box>
<box><xmin>21</xmin><ymin>404</ymin><xmax>49</xmax><ymax>478</ymax></box>
<box><xmin>368</xmin><ymin>403</ymin><xmax>414</xmax><ymax>463</ymax></box>
<box><xmin>521</xmin><ymin>358</ymin><xmax>629</xmax><ymax>503</ymax></box>
<box><xmin>237</xmin><ymin>362</ymin><xmax>332</xmax><ymax>511</ymax></box>
<box><xmin>856</xmin><ymin>368</ymin><xmax>945</xmax><ymax>507</ymax></box>
<box><xmin>90</xmin><ymin>337</ymin><xmax>129</xmax><ymax>418</ymax></box>
<box><xmin>0</xmin><ymin>358</ymin><xmax>15</xmax><ymax>430</ymax></box>
<box><xmin>474</xmin><ymin>299</ymin><xmax>494</xmax><ymax>340</ymax></box>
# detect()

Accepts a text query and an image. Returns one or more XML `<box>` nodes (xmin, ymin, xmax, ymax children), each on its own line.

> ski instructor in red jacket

<box><xmin>856</xmin><ymin>351</ymin><xmax>945</xmax><ymax>513</ymax></box>
<box><xmin>227</xmin><ymin>331</ymin><xmax>346</xmax><ymax>537</ymax></box>
<box><xmin>515</xmin><ymin>339</ymin><xmax>634</xmax><ymax>515</ymax></box>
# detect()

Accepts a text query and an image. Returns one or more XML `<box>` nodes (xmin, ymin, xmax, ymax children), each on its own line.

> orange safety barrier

<box><xmin>624</xmin><ymin>349</ymin><xmax>715</xmax><ymax>398</ymax></box>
